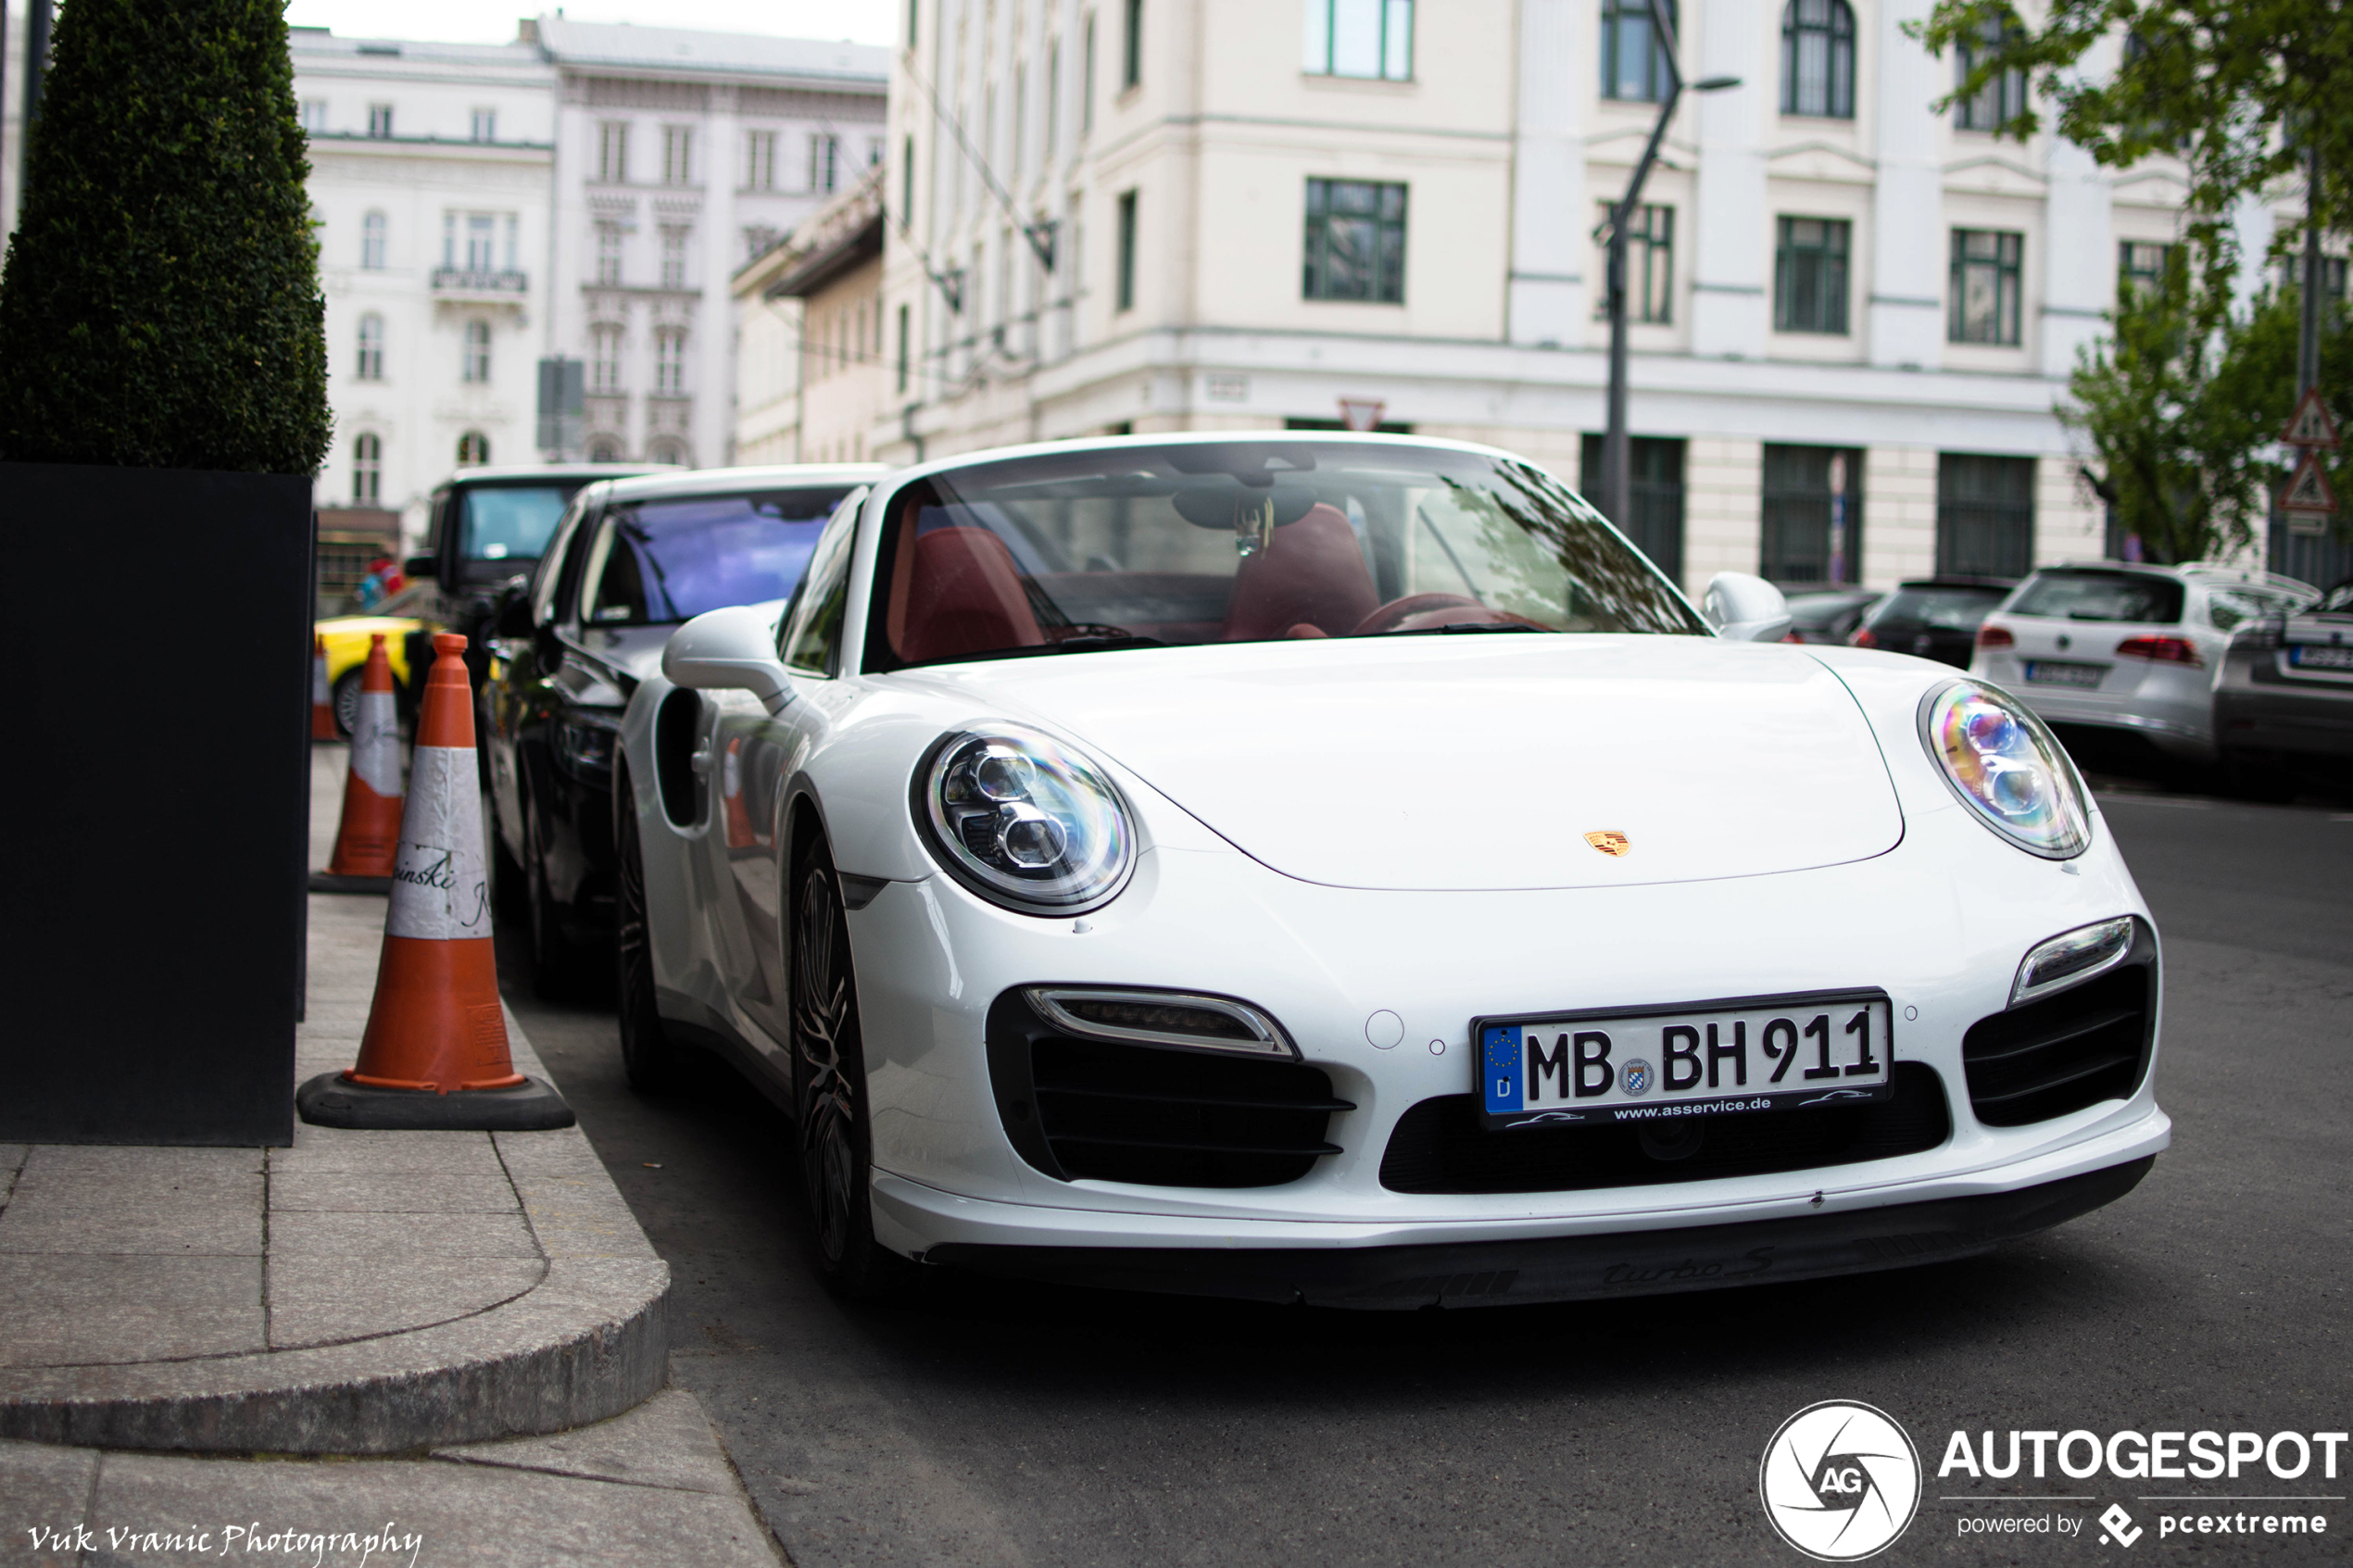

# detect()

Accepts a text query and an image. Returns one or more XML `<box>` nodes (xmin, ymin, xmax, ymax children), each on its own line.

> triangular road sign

<box><xmin>2283</xmin><ymin>387</ymin><xmax>2342</xmax><ymax>449</ymax></box>
<box><xmin>2281</xmin><ymin>450</ymin><xmax>2338</xmax><ymax>515</ymax></box>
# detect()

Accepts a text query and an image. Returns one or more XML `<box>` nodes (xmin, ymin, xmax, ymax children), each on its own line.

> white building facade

<box><xmin>292</xmin><ymin>30</ymin><xmax>558</xmax><ymax>540</ymax></box>
<box><xmin>873</xmin><ymin>0</ymin><xmax>2206</xmax><ymax>595</ymax></box>
<box><xmin>537</xmin><ymin>19</ymin><xmax>888</xmax><ymax>470</ymax></box>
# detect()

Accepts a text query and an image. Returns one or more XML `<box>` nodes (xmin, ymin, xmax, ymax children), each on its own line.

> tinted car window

<box><xmin>585</xmin><ymin>488</ymin><xmax>853</xmax><ymax>627</ymax></box>
<box><xmin>782</xmin><ymin>504</ymin><xmax>862</xmax><ymax>674</ymax></box>
<box><xmin>2009</xmin><ymin>571</ymin><xmax>2184</xmax><ymax>625</ymax></box>
<box><xmin>1869</xmin><ymin>585</ymin><xmax>2008</xmax><ymax>632</ymax></box>
<box><xmin>1785</xmin><ymin>592</ymin><xmax>1877</xmax><ymax>633</ymax></box>
<box><xmin>460</xmin><ymin>486</ymin><xmax>573</xmax><ymax>563</ymax></box>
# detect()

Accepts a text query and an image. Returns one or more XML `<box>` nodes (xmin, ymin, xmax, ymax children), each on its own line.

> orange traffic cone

<box><xmin>296</xmin><ymin>633</ymin><xmax>573</xmax><ymax>1131</ymax></box>
<box><xmin>311</xmin><ymin>634</ymin><xmax>338</xmax><ymax>739</ymax></box>
<box><xmin>315</xmin><ymin>634</ymin><xmax>404</xmax><ymax>888</ymax></box>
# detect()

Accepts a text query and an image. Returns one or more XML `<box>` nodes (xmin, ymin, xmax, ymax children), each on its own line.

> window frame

<box><xmin>1600</xmin><ymin>0</ymin><xmax>1677</xmax><ymax>105</ymax></box>
<box><xmin>1115</xmin><ymin>189</ymin><xmax>1139</xmax><ymax>312</ymax></box>
<box><xmin>1122</xmin><ymin>0</ymin><xmax>1143</xmax><ymax>91</ymax></box>
<box><xmin>598</xmin><ymin>120</ymin><xmax>629</xmax><ymax>183</ymax></box>
<box><xmin>352</xmin><ymin>433</ymin><xmax>383</xmax><ymax>506</ymax></box>
<box><xmin>662</xmin><ymin>124</ymin><xmax>694</xmax><ymax>187</ymax></box>
<box><xmin>654</xmin><ymin>327</ymin><xmax>687</xmax><ymax>395</ymax></box>
<box><xmin>360</xmin><ymin>210</ymin><xmax>387</xmax><ymax>270</ymax></box>
<box><xmin>1773</xmin><ymin>215</ymin><xmax>1852</xmax><ymax>335</ymax></box>
<box><xmin>355</xmin><ymin>313</ymin><xmax>385</xmax><ymax>383</ymax></box>
<box><xmin>1302</xmin><ymin>177</ymin><xmax>1409</xmax><ymax>305</ymax></box>
<box><xmin>1779</xmin><ymin>0</ymin><xmax>1855</xmax><ymax>119</ymax></box>
<box><xmin>1949</xmin><ymin>228</ymin><xmax>2025</xmax><ymax>346</ymax></box>
<box><xmin>1955</xmin><ymin>17</ymin><xmax>2028</xmax><ymax>132</ymax></box>
<box><xmin>1303</xmin><ymin>0</ymin><xmax>1415</xmax><ymax>82</ymax></box>
<box><xmin>462</xmin><ymin>319</ymin><xmax>492</xmax><ymax>384</ymax></box>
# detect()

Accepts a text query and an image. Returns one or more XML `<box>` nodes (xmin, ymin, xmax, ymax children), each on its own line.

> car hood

<box><xmin>910</xmin><ymin>636</ymin><xmax>1906</xmax><ymax>891</ymax></box>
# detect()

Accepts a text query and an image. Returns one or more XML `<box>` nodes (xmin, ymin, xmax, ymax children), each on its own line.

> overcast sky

<box><xmin>282</xmin><ymin>1</ymin><xmax>896</xmax><ymax>48</ymax></box>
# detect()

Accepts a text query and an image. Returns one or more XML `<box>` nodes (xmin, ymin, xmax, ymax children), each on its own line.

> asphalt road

<box><xmin>501</xmin><ymin>790</ymin><xmax>2353</xmax><ymax>1567</ymax></box>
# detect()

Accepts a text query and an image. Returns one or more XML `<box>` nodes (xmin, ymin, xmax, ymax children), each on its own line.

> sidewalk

<box><xmin>0</xmin><ymin>746</ymin><xmax>784</xmax><ymax>1566</ymax></box>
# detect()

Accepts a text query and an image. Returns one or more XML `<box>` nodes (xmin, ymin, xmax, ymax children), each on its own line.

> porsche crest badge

<box><xmin>1584</xmin><ymin>830</ymin><xmax>1630</xmax><ymax>858</ymax></box>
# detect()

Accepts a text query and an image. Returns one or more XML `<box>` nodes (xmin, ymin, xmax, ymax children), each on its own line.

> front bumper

<box><xmin>908</xmin><ymin>1155</ymin><xmax>2155</xmax><ymax>1308</ymax></box>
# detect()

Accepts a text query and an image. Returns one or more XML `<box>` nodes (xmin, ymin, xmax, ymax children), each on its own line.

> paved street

<box><xmin>504</xmin><ymin>791</ymin><xmax>2353</xmax><ymax>1566</ymax></box>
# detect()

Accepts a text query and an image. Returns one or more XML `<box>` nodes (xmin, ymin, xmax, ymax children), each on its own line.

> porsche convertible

<box><xmin>613</xmin><ymin>433</ymin><xmax>2167</xmax><ymax>1307</ymax></box>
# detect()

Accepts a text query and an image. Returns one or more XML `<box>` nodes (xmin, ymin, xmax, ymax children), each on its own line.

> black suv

<box><xmin>1849</xmin><ymin>577</ymin><xmax>2018</xmax><ymax>667</ymax></box>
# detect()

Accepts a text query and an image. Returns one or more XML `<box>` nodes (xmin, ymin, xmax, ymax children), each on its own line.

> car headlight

<box><xmin>914</xmin><ymin>725</ymin><xmax>1136</xmax><ymax>914</ymax></box>
<box><xmin>1919</xmin><ymin>680</ymin><xmax>2091</xmax><ymax>859</ymax></box>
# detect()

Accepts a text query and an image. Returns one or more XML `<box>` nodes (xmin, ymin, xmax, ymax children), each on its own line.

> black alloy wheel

<box><xmin>331</xmin><ymin>668</ymin><xmax>364</xmax><ymax>739</ymax></box>
<box><xmin>526</xmin><ymin>805</ymin><xmax>595</xmax><ymax>1001</ymax></box>
<box><xmin>790</xmin><ymin>835</ymin><xmax>917</xmax><ymax>1301</ymax></box>
<box><xmin>614</xmin><ymin>767</ymin><xmax>685</xmax><ymax>1093</ymax></box>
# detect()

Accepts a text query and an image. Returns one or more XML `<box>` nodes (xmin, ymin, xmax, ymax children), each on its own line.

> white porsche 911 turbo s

<box><xmin>613</xmin><ymin>433</ymin><xmax>2167</xmax><ymax>1307</ymax></box>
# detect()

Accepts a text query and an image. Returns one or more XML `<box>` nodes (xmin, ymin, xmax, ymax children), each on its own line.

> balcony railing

<box><xmin>431</xmin><ymin>268</ymin><xmax>528</xmax><ymax>295</ymax></box>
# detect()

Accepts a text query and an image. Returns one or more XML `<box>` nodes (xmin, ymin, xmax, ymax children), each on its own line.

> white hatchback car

<box><xmin>615</xmin><ymin>434</ymin><xmax>2169</xmax><ymax>1309</ymax></box>
<box><xmin>1970</xmin><ymin>562</ymin><xmax>2318</xmax><ymax>761</ymax></box>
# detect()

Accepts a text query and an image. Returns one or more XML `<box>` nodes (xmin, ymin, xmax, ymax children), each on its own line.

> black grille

<box><xmin>1378</xmin><ymin>1062</ymin><xmax>1951</xmax><ymax>1196</ymax></box>
<box><xmin>986</xmin><ymin>991</ymin><xmax>1349</xmax><ymax>1188</ymax></box>
<box><xmin>1962</xmin><ymin>957</ymin><xmax>2153</xmax><ymax>1127</ymax></box>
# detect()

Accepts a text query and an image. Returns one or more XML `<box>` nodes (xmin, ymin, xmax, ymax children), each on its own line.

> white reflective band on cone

<box><xmin>388</xmin><ymin>746</ymin><xmax>491</xmax><ymax>940</ymax></box>
<box><xmin>351</xmin><ymin>691</ymin><xmax>403</xmax><ymax>797</ymax></box>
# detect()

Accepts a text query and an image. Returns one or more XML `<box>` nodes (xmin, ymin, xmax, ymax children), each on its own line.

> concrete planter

<box><xmin>0</xmin><ymin>461</ymin><xmax>312</xmax><ymax>1145</ymax></box>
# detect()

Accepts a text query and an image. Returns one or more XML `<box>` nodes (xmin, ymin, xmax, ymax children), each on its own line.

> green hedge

<box><xmin>0</xmin><ymin>0</ymin><xmax>329</xmax><ymax>474</ymax></box>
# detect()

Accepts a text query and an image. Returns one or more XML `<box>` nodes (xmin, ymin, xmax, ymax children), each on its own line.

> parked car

<box><xmin>1780</xmin><ymin>587</ymin><xmax>1883</xmax><ymax>645</ymax></box>
<box><xmin>614</xmin><ymin>433</ymin><xmax>2165</xmax><ymax>1307</ymax></box>
<box><xmin>314</xmin><ymin>581</ymin><xmax>435</xmax><ymax>735</ymax></box>
<box><xmin>2212</xmin><ymin>577</ymin><xmax>2353</xmax><ymax>797</ymax></box>
<box><xmin>484</xmin><ymin>463</ymin><xmax>886</xmax><ymax>994</ymax></box>
<box><xmin>1848</xmin><ymin>577</ymin><xmax>2017</xmax><ymax>668</ymax></box>
<box><xmin>1970</xmin><ymin>561</ymin><xmax>2318</xmax><ymax>763</ymax></box>
<box><xmin>400</xmin><ymin>462</ymin><xmax>668</xmax><ymax>706</ymax></box>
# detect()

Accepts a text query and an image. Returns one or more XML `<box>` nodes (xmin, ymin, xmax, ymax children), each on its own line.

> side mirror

<box><xmin>1703</xmin><ymin>572</ymin><xmax>1794</xmax><ymax>644</ymax></box>
<box><xmin>493</xmin><ymin>588</ymin><xmax>535</xmax><ymax>639</ymax></box>
<box><xmin>663</xmin><ymin>606</ymin><xmax>794</xmax><ymax>715</ymax></box>
<box><xmin>403</xmin><ymin>554</ymin><xmax>438</xmax><ymax>582</ymax></box>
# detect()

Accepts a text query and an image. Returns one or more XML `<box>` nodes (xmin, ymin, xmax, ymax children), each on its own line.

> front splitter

<box><xmin>922</xmin><ymin>1156</ymin><xmax>2153</xmax><ymax>1309</ymax></box>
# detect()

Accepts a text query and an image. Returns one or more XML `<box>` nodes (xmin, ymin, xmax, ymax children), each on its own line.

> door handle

<box><xmin>689</xmin><ymin>743</ymin><xmax>713</xmax><ymax>776</ymax></box>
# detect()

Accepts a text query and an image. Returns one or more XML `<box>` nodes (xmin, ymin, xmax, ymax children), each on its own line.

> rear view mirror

<box><xmin>663</xmin><ymin>606</ymin><xmax>794</xmax><ymax>715</ymax></box>
<box><xmin>1704</xmin><ymin>572</ymin><xmax>1794</xmax><ymax>643</ymax></box>
<box><xmin>403</xmin><ymin>555</ymin><xmax>437</xmax><ymax>581</ymax></box>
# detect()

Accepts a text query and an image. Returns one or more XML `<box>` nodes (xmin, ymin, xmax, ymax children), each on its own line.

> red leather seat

<box><xmin>899</xmin><ymin>526</ymin><xmax>1046</xmax><ymax>664</ymax></box>
<box><xmin>1222</xmin><ymin>504</ymin><xmax>1380</xmax><ymax>641</ymax></box>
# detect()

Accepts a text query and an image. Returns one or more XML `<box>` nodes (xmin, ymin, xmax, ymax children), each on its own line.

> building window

<box><xmin>1761</xmin><ymin>445</ymin><xmax>1865</xmax><ymax>585</ymax></box>
<box><xmin>743</xmin><ymin>226</ymin><xmax>778</xmax><ymax>261</ymax></box>
<box><xmin>648</xmin><ymin>437</ymin><xmax>687</xmax><ymax>466</ymax></box>
<box><xmin>1601</xmin><ymin>0</ymin><xmax>1676</xmax><ymax>103</ymax></box>
<box><xmin>1084</xmin><ymin>13</ymin><xmax>1098</xmax><ymax>132</ymax></box>
<box><xmin>1780</xmin><ymin>0</ymin><xmax>1854</xmax><ymax>119</ymax></box>
<box><xmin>301</xmin><ymin>99</ymin><xmax>329</xmax><ymax>134</ymax></box>
<box><xmin>464</xmin><ymin>213</ymin><xmax>497</xmax><ymax>272</ymax></box>
<box><xmin>1936</xmin><ymin>453</ymin><xmax>2035</xmax><ymax>578</ymax></box>
<box><xmin>902</xmin><ymin>137</ymin><xmax>916</xmax><ymax>226</ymax></box>
<box><xmin>457</xmin><ymin>431</ymin><xmax>491</xmax><ymax>467</ymax></box>
<box><xmin>352</xmin><ymin>433</ymin><xmax>382</xmax><ymax>504</ymax></box>
<box><xmin>588</xmin><ymin>436</ymin><xmax>623</xmax><ymax>462</ymax></box>
<box><xmin>596</xmin><ymin>222</ymin><xmax>623</xmax><ymax>285</ymax></box>
<box><xmin>1302</xmin><ymin>178</ymin><xmax>1407</xmax><ymax>304</ymax></box>
<box><xmin>1956</xmin><ymin>16</ymin><xmax>2027</xmax><ymax>131</ymax></box>
<box><xmin>661</xmin><ymin>227</ymin><xmax>689</xmax><ymax>289</ymax></box>
<box><xmin>462</xmin><ymin>319</ymin><xmax>491</xmax><ymax>383</ymax></box>
<box><xmin>1597</xmin><ymin>202</ymin><xmax>1673</xmax><ymax>323</ymax></box>
<box><xmin>1579</xmin><ymin>434</ymin><xmax>1686</xmax><ymax>581</ymax></box>
<box><xmin>2120</xmin><ymin>240</ymin><xmax>2175</xmax><ymax>299</ymax></box>
<box><xmin>1048</xmin><ymin>41</ymin><xmax>1062</xmax><ymax>158</ymax></box>
<box><xmin>470</xmin><ymin>107</ymin><xmax>496</xmax><ymax>143</ymax></box>
<box><xmin>654</xmin><ymin>327</ymin><xmax>686</xmax><ymax>394</ymax></box>
<box><xmin>1304</xmin><ymin>0</ymin><xmax>1413</xmax><ymax>81</ymax></box>
<box><xmin>367</xmin><ymin>103</ymin><xmax>394</xmax><ymax>138</ymax></box>
<box><xmin>1774</xmin><ymin>217</ymin><xmax>1850</xmax><ymax>333</ymax></box>
<box><xmin>897</xmin><ymin>303</ymin><xmax>911</xmax><ymax>393</ymax></box>
<box><xmin>662</xmin><ymin>126</ymin><xmax>694</xmax><ymax>186</ymax></box>
<box><xmin>360</xmin><ymin>210</ymin><xmax>387</xmax><ymax>270</ymax></box>
<box><xmin>355</xmin><ymin>314</ymin><xmax>384</xmax><ymax>382</ymax></box>
<box><xmin>748</xmin><ymin>130</ymin><xmax>778</xmax><ymax>191</ymax></box>
<box><xmin>1123</xmin><ymin>0</ymin><xmax>1143</xmax><ymax>89</ymax></box>
<box><xmin>1950</xmin><ymin>229</ymin><xmax>2024</xmax><ymax>345</ymax></box>
<box><xmin>591</xmin><ymin>323</ymin><xmax>623</xmax><ymax>393</ymax></box>
<box><xmin>598</xmin><ymin>121</ymin><xmax>629</xmax><ymax>182</ymax></box>
<box><xmin>810</xmin><ymin>133</ymin><xmax>839</xmax><ymax>193</ymax></box>
<box><xmin>1115</xmin><ymin>190</ymin><xmax>1139</xmax><ymax>311</ymax></box>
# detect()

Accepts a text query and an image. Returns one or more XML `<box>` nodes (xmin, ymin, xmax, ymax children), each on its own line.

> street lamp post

<box><xmin>1599</xmin><ymin>0</ymin><xmax>1737</xmax><ymax>533</ymax></box>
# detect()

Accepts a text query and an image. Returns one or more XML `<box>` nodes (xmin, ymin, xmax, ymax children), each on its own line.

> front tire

<box><xmin>331</xmin><ymin>668</ymin><xmax>364</xmax><ymax>739</ymax></box>
<box><xmin>615</xmin><ymin>770</ymin><xmax>685</xmax><ymax>1094</ymax></box>
<box><xmin>790</xmin><ymin>834</ymin><xmax>916</xmax><ymax>1302</ymax></box>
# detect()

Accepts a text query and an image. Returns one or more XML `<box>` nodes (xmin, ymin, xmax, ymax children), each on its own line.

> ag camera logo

<box><xmin>1760</xmin><ymin>1400</ymin><xmax>1922</xmax><ymax>1561</ymax></box>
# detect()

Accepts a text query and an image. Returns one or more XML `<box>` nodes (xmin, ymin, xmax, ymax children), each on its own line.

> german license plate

<box><xmin>1477</xmin><ymin>991</ymin><xmax>1894</xmax><ymax>1130</ymax></box>
<box><xmin>2288</xmin><ymin>644</ymin><xmax>2353</xmax><ymax>671</ymax></box>
<box><xmin>2024</xmin><ymin>660</ymin><xmax>2106</xmax><ymax>687</ymax></box>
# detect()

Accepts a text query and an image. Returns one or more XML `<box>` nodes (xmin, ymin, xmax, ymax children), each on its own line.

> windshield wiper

<box><xmin>1053</xmin><ymin>633</ymin><xmax>1167</xmax><ymax>653</ymax></box>
<box><xmin>900</xmin><ymin>633</ymin><xmax>1167</xmax><ymax>670</ymax></box>
<box><xmin>1370</xmin><ymin>621</ymin><xmax>1556</xmax><ymax>636</ymax></box>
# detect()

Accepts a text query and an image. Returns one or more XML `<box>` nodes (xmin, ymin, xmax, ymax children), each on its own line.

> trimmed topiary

<box><xmin>0</xmin><ymin>0</ymin><xmax>329</xmax><ymax>474</ymax></box>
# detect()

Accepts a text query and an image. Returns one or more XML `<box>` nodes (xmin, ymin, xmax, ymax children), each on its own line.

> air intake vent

<box><xmin>1963</xmin><ymin>945</ymin><xmax>2154</xmax><ymax>1127</ymax></box>
<box><xmin>1379</xmin><ymin>1062</ymin><xmax>1950</xmax><ymax>1196</ymax></box>
<box><xmin>986</xmin><ymin>991</ymin><xmax>1348</xmax><ymax>1188</ymax></box>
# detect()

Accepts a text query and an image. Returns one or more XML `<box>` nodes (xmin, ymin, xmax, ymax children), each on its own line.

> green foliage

<box><xmin>0</xmin><ymin>0</ymin><xmax>329</xmax><ymax>473</ymax></box>
<box><xmin>2066</xmin><ymin>258</ymin><xmax>2351</xmax><ymax>563</ymax></box>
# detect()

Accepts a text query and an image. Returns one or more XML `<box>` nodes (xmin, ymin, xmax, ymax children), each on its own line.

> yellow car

<box><xmin>315</xmin><ymin>582</ymin><xmax>439</xmax><ymax>735</ymax></box>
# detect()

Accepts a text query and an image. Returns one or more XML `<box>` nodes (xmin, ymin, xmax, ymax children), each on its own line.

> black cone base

<box><xmin>296</xmin><ymin>1071</ymin><xmax>576</xmax><ymax>1130</ymax></box>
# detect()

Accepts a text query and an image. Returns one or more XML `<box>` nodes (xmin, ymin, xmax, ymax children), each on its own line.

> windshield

<box><xmin>1869</xmin><ymin>585</ymin><xmax>2009</xmax><ymax>632</ymax></box>
<box><xmin>2010</xmin><ymin>571</ymin><xmax>2184</xmax><ymax>625</ymax></box>
<box><xmin>585</xmin><ymin>488</ymin><xmax>855</xmax><ymax>627</ymax></box>
<box><xmin>867</xmin><ymin>441</ymin><xmax>1705</xmax><ymax>668</ymax></box>
<box><xmin>1785</xmin><ymin>592</ymin><xmax>1877</xmax><ymax>633</ymax></box>
<box><xmin>459</xmin><ymin>486</ymin><xmax>573</xmax><ymax>563</ymax></box>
